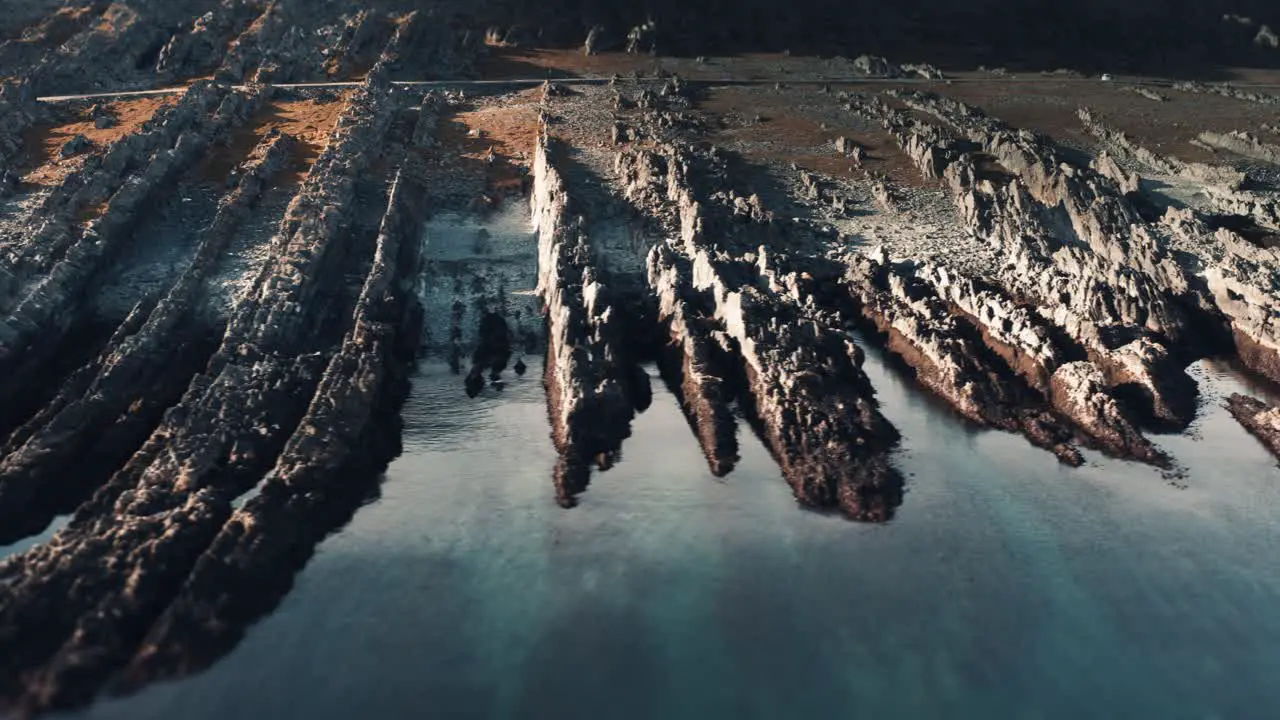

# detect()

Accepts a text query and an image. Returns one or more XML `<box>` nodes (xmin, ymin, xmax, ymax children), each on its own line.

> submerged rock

<box><xmin>466</xmin><ymin>311</ymin><xmax>512</xmax><ymax>396</ymax></box>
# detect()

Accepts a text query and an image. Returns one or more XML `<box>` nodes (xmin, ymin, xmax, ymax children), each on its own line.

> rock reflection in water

<box><xmin>71</xmin><ymin>351</ymin><xmax>1280</xmax><ymax>720</ymax></box>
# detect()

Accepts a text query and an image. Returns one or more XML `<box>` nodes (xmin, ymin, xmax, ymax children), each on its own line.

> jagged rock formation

<box><xmin>849</xmin><ymin>94</ymin><xmax>1195</xmax><ymax>461</ymax></box>
<box><xmin>0</xmin><ymin>0</ymin><xmax>482</xmax><ymax>97</ymax></box>
<box><xmin>0</xmin><ymin>69</ymin><xmax>405</xmax><ymax>715</ymax></box>
<box><xmin>846</xmin><ymin>249</ymin><xmax>1083</xmax><ymax>465</ymax></box>
<box><xmin>1187</xmin><ymin>220</ymin><xmax>1280</xmax><ymax>383</ymax></box>
<box><xmin>1196</xmin><ymin>130</ymin><xmax>1280</xmax><ymax>165</ymax></box>
<box><xmin>0</xmin><ymin>129</ymin><xmax>294</xmax><ymax>545</ymax></box>
<box><xmin>1171</xmin><ymin>81</ymin><xmax>1280</xmax><ymax>105</ymax></box>
<box><xmin>612</xmin><ymin>93</ymin><xmax>903</xmax><ymax>520</ymax></box>
<box><xmin>851</xmin><ymin>55</ymin><xmax>945</xmax><ymax>80</ymax></box>
<box><xmin>1226</xmin><ymin>393</ymin><xmax>1280</xmax><ymax>459</ymax></box>
<box><xmin>532</xmin><ymin>113</ymin><xmax>646</xmax><ymax>507</ymax></box>
<box><xmin>4</xmin><ymin>2</ymin><xmax>1280</xmax><ymax>712</ymax></box>
<box><xmin>1090</xmin><ymin>151</ymin><xmax>1140</xmax><ymax>195</ymax></box>
<box><xmin>155</xmin><ymin>0</ymin><xmax>265</xmax><ymax>81</ymax></box>
<box><xmin>0</xmin><ymin>81</ymin><xmax>265</xmax><ymax>432</ymax></box>
<box><xmin>647</xmin><ymin>243</ymin><xmax>740</xmax><ymax>476</ymax></box>
<box><xmin>1078</xmin><ymin>106</ymin><xmax>1247</xmax><ymax>189</ymax></box>
<box><xmin>121</xmin><ymin>162</ymin><xmax>425</xmax><ymax>692</ymax></box>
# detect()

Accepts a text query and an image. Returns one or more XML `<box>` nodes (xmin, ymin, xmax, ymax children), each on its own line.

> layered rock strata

<box><xmin>0</xmin><ymin>74</ymin><xmax>396</xmax><ymax>715</ymax></box>
<box><xmin>0</xmin><ymin>82</ymin><xmax>265</xmax><ymax>431</ymax></box>
<box><xmin>532</xmin><ymin>120</ymin><xmax>644</xmax><ymax>507</ymax></box>
<box><xmin>846</xmin><ymin>249</ymin><xmax>1083</xmax><ymax>465</ymax></box>
<box><xmin>1069</xmin><ymin>105</ymin><xmax>1280</xmax><ymax>385</ymax></box>
<box><xmin>647</xmin><ymin>242</ymin><xmax>740</xmax><ymax>476</ymax></box>
<box><xmin>852</xmin><ymin>96</ymin><xmax>1182</xmax><ymax>462</ymax></box>
<box><xmin>613</xmin><ymin>109</ymin><xmax>903</xmax><ymax>520</ymax></box>
<box><xmin>0</xmin><ymin>130</ymin><xmax>295</xmax><ymax>546</ymax></box>
<box><xmin>120</xmin><ymin>162</ymin><xmax>424</xmax><ymax>694</ymax></box>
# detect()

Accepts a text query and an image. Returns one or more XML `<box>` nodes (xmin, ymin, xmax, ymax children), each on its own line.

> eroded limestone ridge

<box><xmin>1227</xmin><ymin>393</ymin><xmax>1280</xmax><ymax>459</ymax></box>
<box><xmin>0</xmin><ymin>65</ymin><xmax>418</xmax><ymax>715</ymax></box>
<box><xmin>2</xmin><ymin>0</ymin><xmax>1280</xmax><ymax>713</ymax></box>
<box><xmin>532</xmin><ymin>118</ymin><xmax>649</xmax><ymax>507</ymax></box>
<box><xmin>610</xmin><ymin>83</ymin><xmax>904</xmax><ymax>520</ymax></box>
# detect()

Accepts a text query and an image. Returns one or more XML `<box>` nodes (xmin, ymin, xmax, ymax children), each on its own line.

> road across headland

<box><xmin>35</xmin><ymin>75</ymin><xmax>1280</xmax><ymax>103</ymax></box>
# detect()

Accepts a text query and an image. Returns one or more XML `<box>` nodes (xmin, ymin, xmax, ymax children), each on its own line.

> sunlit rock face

<box><xmin>2</xmin><ymin>0</ymin><xmax>1280</xmax><ymax>715</ymax></box>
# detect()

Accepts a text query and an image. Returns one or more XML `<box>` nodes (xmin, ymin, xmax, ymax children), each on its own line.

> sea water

<box><xmin>69</xmin><ymin>340</ymin><xmax>1280</xmax><ymax>719</ymax></box>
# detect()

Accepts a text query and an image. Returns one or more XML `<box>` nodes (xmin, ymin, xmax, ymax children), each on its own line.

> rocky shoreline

<box><xmin>608</xmin><ymin>86</ymin><xmax>904</xmax><ymax>520</ymax></box>
<box><xmin>1</xmin><ymin>1</ymin><xmax>1280</xmax><ymax>713</ymax></box>
<box><xmin>0</xmin><ymin>129</ymin><xmax>294</xmax><ymax>546</ymax></box>
<box><xmin>532</xmin><ymin>114</ymin><xmax>648</xmax><ymax>507</ymax></box>
<box><xmin>1226</xmin><ymin>393</ymin><xmax>1280</xmax><ymax>460</ymax></box>
<box><xmin>0</xmin><ymin>65</ymin><xmax>413</xmax><ymax>714</ymax></box>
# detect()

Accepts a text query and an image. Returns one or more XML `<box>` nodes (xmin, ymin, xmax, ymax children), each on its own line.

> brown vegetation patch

<box><xmin>93</xmin><ymin>2</ymin><xmax>136</xmax><ymax>35</ymax></box>
<box><xmin>478</xmin><ymin>48</ymin><xmax>662</xmax><ymax>80</ymax></box>
<box><xmin>199</xmin><ymin>94</ymin><xmax>350</xmax><ymax>184</ymax></box>
<box><xmin>696</xmin><ymin>87</ymin><xmax>934</xmax><ymax>187</ymax></box>
<box><xmin>435</xmin><ymin>91</ymin><xmax>541</xmax><ymax>192</ymax></box>
<box><xmin>935</xmin><ymin>79</ymin><xmax>1280</xmax><ymax>166</ymax></box>
<box><xmin>20</xmin><ymin>95</ymin><xmax>178</xmax><ymax>186</ymax></box>
<box><xmin>16</xmin><ymin>4</ymin><xmax>98</xmax><ymax>48</ymax></box>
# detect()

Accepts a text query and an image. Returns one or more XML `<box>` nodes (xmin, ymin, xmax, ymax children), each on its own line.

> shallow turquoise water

<box><xmin>66</xmin><ymin>345</ymin><xmax>1280</xmax><ymax>720</ymax></box>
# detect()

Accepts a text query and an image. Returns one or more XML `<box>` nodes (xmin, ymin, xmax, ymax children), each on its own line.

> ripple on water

<box><xmin>56</xmin><ymin>348</ymin><xmax>1280</xmax><ymax>720</ymax></box>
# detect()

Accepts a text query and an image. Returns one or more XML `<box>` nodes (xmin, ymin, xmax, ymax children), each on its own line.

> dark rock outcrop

<box><xmin>613</xmin><ymin>116</ymin><xmax>903</xmax><ymax>520</ymax></box>
<box><xmin>0</xmin><ymin>79</ymin><xmax>45</xmax><ymax>197</ymax></box>
<box><xmin>119</xmin><ymin>163</ymin><xmax>425</xmax><ymax>694</ymax></box>
<box><xmin>1226</xmin><ymin>393</ymin><xmax>1280</xmax><ymax>460</ymax></box>
<box><xmin>0</xmin><ymin>76</ymin><xmax>396</xmax><ymax>715</ymax></box>
<box><xmin>532</xmin><ymin>121</ymin><xmax>642</xmax><ymax>507</ymax></box>
<box><xmin>154</xmin><ymin>0</ymin><xmax>265</xmax><ymax>82</ymax></box>
<box><xmin>0</xmin><ymin>82</ymin><xmax>265</xmax><ymax>432</ymax></box>
<box><xmin>466</xmin><ymin>310</ymin><xmax>512</xmax><ymax>396</ymax></box>
<box><xmin>0</xmin><ymin>130</ymin><xmax>295</xmax><ymax>546</ymax></box>
<box><xmin>0</xmin><ymin>82</ymin><xmax>264</xmax><ymax>426</ymax></box>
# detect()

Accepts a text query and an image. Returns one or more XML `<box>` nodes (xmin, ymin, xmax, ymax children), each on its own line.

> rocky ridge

<box><xmin>0</xmin><ymin>128</ymin><xmax>295</xmax><ymax>546</ymax></box>
<box><xmin>0</xmin><ymin>69</ymin><xmax>404</xmax><ymax>715</ymax></box>
<box><xmin>2</xmin><ymin>2</ymin><xmax>1280</xmax><ymax>712</ymax></box>
<box><xmin>611</xmin><ymin>87</ymin><xmax>904</xmax><ymax>520</ymax></box>
<box><xmin>532</xmin><ymin>100</ymin><xmax>647</xmax><ymax>507</ymax></box>
<box><xmin>1226</xmin><ymin>393</ymin><xmax>1280</xmax><ymax>459</ymax></box>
